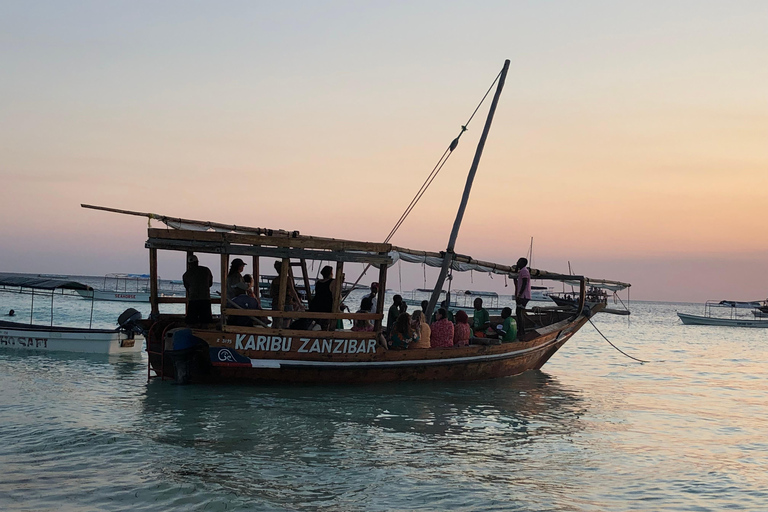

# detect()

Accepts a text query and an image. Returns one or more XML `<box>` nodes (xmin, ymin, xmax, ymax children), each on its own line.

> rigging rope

<box><xmin>342</xmin><ymin>68</ymin><xmax>504</xmax><ymax>303</ymax></box>
<box><xmin>588</xmin><ymin>317</ymin><xmax>649</xmax><ymax>363</ymax></box>
<box><xmin>382</xmin><ymin>69</ymin><xmax>503</xmax><ymax>244</ymax></box>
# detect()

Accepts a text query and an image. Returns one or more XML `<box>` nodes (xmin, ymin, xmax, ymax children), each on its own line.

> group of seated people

<box><xmin>222</xmin><ymin>261</ymin><xmax>520</xmax><ymax>350</ymax></box>
<box><xmin>377</xmin><ymin>295</ymin><xmax>519</xmax><ymax>350</ymax></box>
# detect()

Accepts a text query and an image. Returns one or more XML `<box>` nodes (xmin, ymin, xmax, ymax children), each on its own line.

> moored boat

<box><xmin>678</xmin><ymin>300</ymin><xmax>768</xmax><ymax>327</ymax></box>
<box><xmin>83</xmin><ymin>59</ymin><xmax>631</xmax><ymax>383</ymax></box>
<box><xmin>0</xmin><ymin>275</ymin><xmax>145</xmax><ymax>354</ymax></box>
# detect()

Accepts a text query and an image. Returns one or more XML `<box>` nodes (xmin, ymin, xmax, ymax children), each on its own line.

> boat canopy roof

<box><xmin>713</xmin><ymin>300</ymin><xmax>763</xmax><ymax>309</ymax></box>
<box><xmin>0</xmin><ymin>274</ymin><xmax>93</xmax><ymax>291</ymax></box>
<box><xmin>139</xmin><ymin>223</ymin><xmax>631</xmax><ymax>291</ymax></box>
<box><xmin>462</xmin><ymin>290</ymin><xmax>499</xmax><ymax>297</ymax></box>
<box><xmin>389</xmin><ymin>247</ymin><xmax>631</xmax><ymax>291</ymax></box>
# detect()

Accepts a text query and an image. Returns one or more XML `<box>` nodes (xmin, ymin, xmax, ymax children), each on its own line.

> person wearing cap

<box><xmin>227</xmin><ymin>258</ymin><xmax>247</xmax><ymax>299</ymax></box>
<box><xmin>182</xmin><ymin>254</ymin><xmax>214</xmax><ymax>324</ymax></box>
<box><xmin>363</xmin><ymin>282</ymin><xmax>379</xmax><ymax>314</ymax></box>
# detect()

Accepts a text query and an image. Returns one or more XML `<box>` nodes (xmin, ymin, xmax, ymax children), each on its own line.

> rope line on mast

<box><xmin>341</xmin><ymin>68</ymin><xmax>504</xmax><ymax>303</ymax></box>
<box><xmin>382</xmin><ymin>68</ymin><xmax>503</xmax><ymax>244</ymax></box>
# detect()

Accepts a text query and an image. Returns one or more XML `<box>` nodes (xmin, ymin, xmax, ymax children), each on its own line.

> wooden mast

<box><xmin>426</xmin><ymin>59</ymin><xmax>510</xmax><ymax>318</ymax></box>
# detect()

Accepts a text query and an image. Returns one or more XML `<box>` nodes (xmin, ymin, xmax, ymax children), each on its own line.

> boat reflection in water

<box><xmin>137</xmin><ymin>371</ymin><xmax>585</xmax><ymax>502</ymax></box>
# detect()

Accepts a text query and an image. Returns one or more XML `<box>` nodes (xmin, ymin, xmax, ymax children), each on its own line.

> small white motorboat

<box><xmin>678</xmin><ymin>300</ymin><xmax>768</xmax><ymax>328</ymax></box>
<box><xmin>0</xmin><ymin>275</ymin><xmax>144</xmax><ymax>354</ymax></box>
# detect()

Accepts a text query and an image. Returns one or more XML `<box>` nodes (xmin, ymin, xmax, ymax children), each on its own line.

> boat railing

<box><xmin>703</xmin><ymin>299</ymin><xmax>763</xmax><ymax>319</ymax></box>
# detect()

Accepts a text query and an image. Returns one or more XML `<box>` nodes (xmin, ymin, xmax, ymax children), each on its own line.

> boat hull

<box><xmin>0</xmin><ymin>321</ymin><xmax>143</xmax><ymax>354</ymax></box>
<box><xmin>677</xmin><ymin>313</ymin><xmax>768</xmax><ymax>328</ymax></box>
<box><xmin>147</xmin><ymin>312</ymin><xmax>588</xmax><ymax>383</ymax></box>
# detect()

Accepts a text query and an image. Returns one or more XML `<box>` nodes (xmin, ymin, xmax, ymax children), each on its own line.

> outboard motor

<box><xmin>117</xmin><ymin>308</ymin><xmax>144</xmax><ymax>336</ymax></box>
<box><xmin>166</xmin><ymin>328</ymin><xmax>210</xmax><ymax>385</ymax></box>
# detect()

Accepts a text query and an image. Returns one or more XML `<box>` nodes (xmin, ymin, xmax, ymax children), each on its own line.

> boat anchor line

<box><xmin>587</xmin><ymin>318</ymin><xmax>650</xmax><ymax>364</ymax></box>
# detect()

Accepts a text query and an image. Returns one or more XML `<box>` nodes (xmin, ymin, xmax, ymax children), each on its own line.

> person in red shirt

<box><xmin>430</xmin><ymin>308</ymin><xmax>455</xmax><ymax>348</ymax></box>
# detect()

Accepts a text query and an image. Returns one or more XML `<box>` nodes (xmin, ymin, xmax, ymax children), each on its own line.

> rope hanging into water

<box><xmin>382</xmin><ymin>69</ymin><xmax>503</xmax><ymax>244</ymax></box>
<box><xmin>588</xmin><ymin>317</ymin><xmax>649</xmax><ymax>363</ymax></box>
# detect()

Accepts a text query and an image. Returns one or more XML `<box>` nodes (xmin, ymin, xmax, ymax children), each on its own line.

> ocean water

<box><xmin>1</xmin><ymin>286</ymin><xmax>767</xmax><ymax>511</ymax></box>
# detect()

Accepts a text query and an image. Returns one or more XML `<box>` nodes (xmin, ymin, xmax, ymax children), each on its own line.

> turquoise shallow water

<box><xmin>1</xmin><ymin>285</ymin><xmax>767</xmax><ymax>511</ymax></box>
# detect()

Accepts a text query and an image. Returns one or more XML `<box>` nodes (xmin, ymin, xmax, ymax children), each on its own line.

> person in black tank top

<box><xmin>309</xmin><ymin>266</ymin><xmax>335</xmax><ymax>330</ymax></box>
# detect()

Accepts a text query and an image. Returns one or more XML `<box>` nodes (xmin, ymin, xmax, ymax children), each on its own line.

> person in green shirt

<box><xmin>471</xmin><ymin>298</ymin><xmax>491</xmax><ymax>335</ymax></box>
<box><xmin>493</xmin><ymin>307</ymin><xmax>517</xmax><ymax>342</ymax></box>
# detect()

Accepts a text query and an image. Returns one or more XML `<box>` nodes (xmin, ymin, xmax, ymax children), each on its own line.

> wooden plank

<box><xmin>252</xmin><ymin>255</ymin><xmax>260</xmax><ymax>300</ymax></box>
<box><xmin>330</xmin><ymin>261</ymin><xmax>344</xmax><ymax>330</ymax></box>
<box><xmin>300</xmin><ymin>259</ymin><xmax>312</xmax><ymax>302</ymax></box>
<box><xmin>277</xmin><ymin>258</ymin><xmax>289</xmax><ymax>311</ymax></box>
<box><xmin>147</xmin><ymin>228</ymin><xmax>391</xmax><ymax>253</ymax></box>
<box><xmin>149</xmin><ymin>248</ymin><xmax>159</xmax><ymax>316</ymax></box>
<box><xmin>222</xmin><ymin>325</ymin><xmax>377</xmax><ymax>339</ymax></box>
<box><xmin>147</xmin><ymin>239</ymin><xmax>391</xmax><ymax>265</ymax></box>
<box><xmin>374</xmin><ymin>262</ymin><xmax>388</xmax><ymax>332</ymax></box>
<box><xmin>223</xmin><ymin>309</ymin><xmax>382</xmax><ymax>320</ymax></box>
<box><xmin>221</xmin><ymin>254</ymin><xmax>228</xmax><ymax>327</ymax></box>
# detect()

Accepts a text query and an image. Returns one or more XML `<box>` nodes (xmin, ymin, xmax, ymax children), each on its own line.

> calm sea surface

<box><xmin>1</xmin><ymin>283</ymin><xmax>767</xmax><ymax>511</ymax></box>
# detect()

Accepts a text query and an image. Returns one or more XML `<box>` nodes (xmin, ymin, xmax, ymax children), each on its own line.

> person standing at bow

<box><xmin>515</xmin><ymin>257</ymin><xmax>531</xmax><ymax>338</ymax></box>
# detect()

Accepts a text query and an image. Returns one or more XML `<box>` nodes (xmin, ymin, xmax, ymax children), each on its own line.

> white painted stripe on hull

<box><xmin>247</xmin><ymin>332</ymin><xmax>573</xmax><ymax>369</ymax></box>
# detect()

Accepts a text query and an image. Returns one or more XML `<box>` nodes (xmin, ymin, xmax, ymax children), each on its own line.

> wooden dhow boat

<box><xmin>83</xmin><ymin>59</ymin><xmax>630</xmax><ymax>383</ymax></box>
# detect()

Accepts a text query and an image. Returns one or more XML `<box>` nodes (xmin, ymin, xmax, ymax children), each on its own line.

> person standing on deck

<box><xmin>308</xmin><ymin>265</ymin><xmax>336</xmax><ymax>330</ymax></box>
<box><xmin>362</xmin><ymin>282</ymin><xmax>379</xmax><ymax>313</ymax></box>
<box><xmin>183</xmin><ymin>254</ymin><xmax>213</xmax><ymax>325</ymax></box>
<box><xmin>515</xmin><ymin>257</ymin><xmax>531</xmax><ymax>338</ymax></box>
<box><xmin>385</xmin><ymin>294</ymin><xmax>403</xmax><ymax>337</ymax></box>
<box><xmin>471</xmin><ymin>297</ymin><xmax>491</xmax><ymax>336</ymax></box>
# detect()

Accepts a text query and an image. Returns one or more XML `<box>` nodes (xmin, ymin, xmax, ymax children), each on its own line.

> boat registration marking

<box><xmin>0</xmin><ymin>335</ymin><xmax>48</xmax><ymax>349</ymax></box>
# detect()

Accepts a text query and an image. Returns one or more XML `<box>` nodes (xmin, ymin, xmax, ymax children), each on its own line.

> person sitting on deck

<box><xmin>352</xmin><ymin>296</ymin><xmax>374</xmax><ymax>332</ymax></box>
<box><xmin>453</xmin><ymin>310</ymin><xmax>471</xmax><ymax>347</ymax></box>
<box><xmin>430</xmin><ymin>308</ymin><xmax>455</xmax><ymax>348</ymax></box>
<box><xmin>386</xmin><ymin>294</ymin><xmax>403</xmax><ymax>337</ymax></box>
<box><xmin>420</xmin><ymin>300</ymin><xmax>429</xmax><ymax>315</ymax></box>
<box><xmin>431</xmin><ymin>300</ymin><xmax>454</xmax><ymax>323</ymax></box>
<box><xmin>226</xmin><ymin>258</ymin><xmax>247</xmax><ymax>299</ymax></box>
<box><xmin>182</xmin><ymin>254</ymin><xmax>213</xmax><ymax>325</ymax></box>
<box><xmin>515</xmin><ymin>257</ymin><xmax>531</xmax><ymax>338</ymax></box>
<box><xmin>399</xmin><ymin>301</ymin><xmax>408</xmax><ymax>314</ymax></box>
<box><xmin>309</xmin><ymin>265</ymin><xmax>336</xmax><ymax>331</ymax></box>
<box><xmin>409</xmin><ymin>310</ymin><xmax>431</xmax><ymax>348</ymax></box>
<box><xmin>243</xmin><ymin>274</ymin><xmax>257</xmax><ymax>299</ymax></box>
<box><xmin>492</xmin><ymin>307</ymin><xmax>517</xmax><ymax>342</ymax></box>
<box><xmin>471</xmin><ymin>297</ymin><xmax>491</xmax><ymax>336</ymax></box>
<box><xmin>389</xmin><ymin>312</ymin><xmax>418</xmax><ymax>350</ymax></box>
<box><xmin>362</xmin><ymin>282</ymin><xmax>379</xmax><ymax>313</ymax></box>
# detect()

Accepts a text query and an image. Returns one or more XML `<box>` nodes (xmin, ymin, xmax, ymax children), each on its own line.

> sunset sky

<box><xmin>1</xmin><ymin>1</ymin><xmax>766</xmax><ymax>301</ymax></box>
